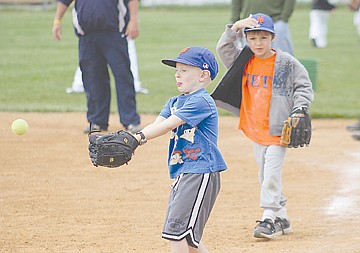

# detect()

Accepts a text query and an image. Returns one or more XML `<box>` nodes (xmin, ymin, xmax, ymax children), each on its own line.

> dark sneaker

<box><xmin>274</xmin><ymin>217</ymin><xmax>292</xmax><ymax>235</ymax></box>
<box><xmin>346</xmin><ymin>122</ymin><xmax>360</xmax><ymax>131</ymax></box>
<box><xmin>253</xmin><ymin>219</ymin><xmax>278</xmax><ymax>239</ymax></box>
<box><xmin>125</xmin><ymin>124</ymin><xmax>142</xmax><ymax>134</ymax></box>
<box><xmin>83</xmin><ymin>124</ymin><xmax>108</xmax><ymax>134</ymax></box>
<box><xmin>352</xmin><ymin>133</ymin><xmax>360</xmax><ymax>141</ymax></box>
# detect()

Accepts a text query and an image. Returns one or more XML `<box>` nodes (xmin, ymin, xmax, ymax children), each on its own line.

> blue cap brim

<box><xmin>244</xmin><ymin>27</ymin><xmax>275</xmax><ymax>34</ymax></box>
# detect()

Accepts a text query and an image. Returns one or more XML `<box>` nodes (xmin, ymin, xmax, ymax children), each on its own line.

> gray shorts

<box><xmin>162</xmin><ymin>172</ymin><xmax>221</xmax><ymax>248</ymax></box>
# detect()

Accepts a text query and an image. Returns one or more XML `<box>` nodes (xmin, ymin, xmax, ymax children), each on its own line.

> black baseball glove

<box><xmin>280</xmin><ymin>107</ymin><xmax>312</xmax><ymax>148</ymax></box>
<box><xmin>88</xmin><ymin>130</ymin><xmax>139</xmax><ymax>168</ymax></box>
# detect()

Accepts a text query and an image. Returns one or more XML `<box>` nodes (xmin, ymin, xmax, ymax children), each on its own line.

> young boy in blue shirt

<box><xmin>133</xmin><ymin>47</ymin><xmax>227</xmax><ymax>252</ymax></box>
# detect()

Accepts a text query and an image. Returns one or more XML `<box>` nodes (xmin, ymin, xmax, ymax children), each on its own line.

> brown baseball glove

<box><xmin>280</xmin><ymin>107</ymin><xmax>312</xmax><ymax>148</ymax></box>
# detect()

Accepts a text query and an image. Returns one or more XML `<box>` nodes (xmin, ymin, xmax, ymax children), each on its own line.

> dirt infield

<box><xmin>1</xmin><ymin>112</ymin><xmax>360</xmax><ymax>253</ymax></box>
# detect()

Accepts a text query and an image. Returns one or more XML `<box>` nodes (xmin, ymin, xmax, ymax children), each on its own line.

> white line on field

<box><xmin>325</xmin><ymin>152</ymin><xmax>360</xmax><ymax>216</ymax></box>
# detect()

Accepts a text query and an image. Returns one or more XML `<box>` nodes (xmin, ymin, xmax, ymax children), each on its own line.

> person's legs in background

<box><xmin>350</xmin><ymin>9</ymin><xmax>360</xmax><ymax>140</ymax></box>
<box><xmin>66</xmin><ymin>66</ymin><xmax>85</xmax><ymax>94</ymax></box>
<box><xmin>354</xmin><ymin>4</ymin><xmax>360</xmax><ymax>37</ymax></box>
<box><xmin>309</xmin><ymin>10</ymin><xmax>330</xmax><ymax>48</ymax></box>
<box><xmin>273</xmin><ymin>20</ymin><xmax>294</xmax><ymax>55</ymax></box>
<box><xmin>103</xmin><ymin>32</ymin><xmax>141</xmax><ymax>133</ymax></box>
<box><xmin>80</xmin><ymin>34</ymin><xmax>111</xmax><ymax>133</ymax></box>
<box><xmin>127</xmin><ymin>37</ymin><xmax>149</xmax><ymax>94</ymax></box>
<box><xmin>67</xmin><ymin>39</ymin><xmax>149</xmax><ymax>95</ymax></box>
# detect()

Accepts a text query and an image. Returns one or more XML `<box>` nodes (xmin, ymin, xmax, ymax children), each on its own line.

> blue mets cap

<box><xmin>162</xmin><ymin>46</ymin><xmax>219</xmax><ymax>80</ymax></box>
<box><xmin>244</xmin><ymin>13</ymin><xmax>275</xmax><ymax>34</ymax></box>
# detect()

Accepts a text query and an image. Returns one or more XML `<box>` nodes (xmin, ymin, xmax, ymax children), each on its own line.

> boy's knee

<box><xmin>170</xmin><ymin>238</ymin><xmax>194</xmax><ymax>253</ymax></box>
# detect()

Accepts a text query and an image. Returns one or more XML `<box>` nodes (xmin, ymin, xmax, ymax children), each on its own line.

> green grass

<box><xmin>0</xmin><ymin>4</ymin><xmax>359</xmax><ymax>118</ymax></box>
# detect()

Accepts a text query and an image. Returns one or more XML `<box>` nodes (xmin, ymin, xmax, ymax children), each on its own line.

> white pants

<box><xmin>309</xmin><ymin>10</ymin><xmax>331</xmax><ymax>48</ymax></box>
<box><xmin>71</xmin><ymin>37</ymin><xmax>142</xmax><ymax>92</ymax></box>
<box><xmin>252</xmin><ymin>142</ymin><xmax>288</xmax><ymax>220</ymax></box>
<box><xmin>70</xmin><ymin>66</ymin><xmax>84</xmax><ymax>92</ymax></box>
<box><xmin>354</xmin><ymin>8</ymin><xmax>360</xmax><ymax>36</ymax></box>
<box><xmin>127</xmin><ymin>38</ymin><xmax>142</xmax><ymax>91</ymax></box>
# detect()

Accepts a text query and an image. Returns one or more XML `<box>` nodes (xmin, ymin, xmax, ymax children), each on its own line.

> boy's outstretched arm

<box><xmin>134</xmin><ymin>115</ymin><xmax>185</xmax><ymax>143</ymax></box>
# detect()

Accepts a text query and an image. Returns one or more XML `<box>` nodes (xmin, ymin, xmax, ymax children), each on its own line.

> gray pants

<box><xmin>253</xmin><ymin>142</ymin><xmax>288</xmax><ymax>220</ymax></box>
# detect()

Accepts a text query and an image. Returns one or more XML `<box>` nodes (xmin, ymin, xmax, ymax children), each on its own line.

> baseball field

<box><xmin>1</xmin><ymin>114</ymin><xmax>360</xmax><ymax>252</ymax></box>
<box><xmin>1</xmin><ymin>3</ymin><xmax>360</xmax><ymax>253</ymax></box>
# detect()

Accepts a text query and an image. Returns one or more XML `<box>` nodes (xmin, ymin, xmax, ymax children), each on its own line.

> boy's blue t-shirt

<box><xmin>159</xmin><ymin>88</ymin><xmax>227</xmax><ymax>179</ymax></box>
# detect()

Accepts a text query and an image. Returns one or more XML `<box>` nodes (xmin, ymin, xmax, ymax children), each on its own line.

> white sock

<box><xmin>275</xmin><ymin>207</ymin><xmax>288</xmax><ymax>220</ymax></box>
<box><xmin>261</xmin><ymin>210</ymin><xmax>277</xmax><ymax>221</ymax></box>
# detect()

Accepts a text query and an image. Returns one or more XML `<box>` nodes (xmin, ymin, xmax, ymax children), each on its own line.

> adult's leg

<box><xmin>101</xmin><ymin>32</ymin><xmax>140</xmax><ymax>128</ymax></box>
<box><xmin>79</xmin><ymin>34</ymin><xmax>111</xmax><ymax>128</ymax></box>
<box><xmin>72</xmin><ymin>66</ymin><xmax>84</xmax><ymax>92</ymax></box>
<box><xmin>318</xmin><ymin>11</ymin><xmax>330</xmax><ymax>48</ymax></box>
<box><xmin>310</xmin><ymin>10</ymin><xmax>329</xmax><ymax>48</ymax></box>
<box><xmin>230</xmin><ymin>0</ymin><xmax>242</xmax><ymax>23</ymax></box>
<box><xmin>66</xmin><ymin>66</ymin><xmax>84</xmax><ymax>93</ymax></box>
<box><xmin>354</xmin><ymin>8</ymin><xmax>360</xmax><ymax>35</ymax></box>
<box><xmin>127</xmin><ymin>38</ymin><xmax>143</xmax><ymax>92</ymax></box>
<box><xmin>273</xmin><ymin>20</ymin><xmax>294</xmax><ymax>55</ymax></box>
<box><xmin>309</xmin><ymin>10</ymin><xmax>320</xmax><ymax>47</ymax></box>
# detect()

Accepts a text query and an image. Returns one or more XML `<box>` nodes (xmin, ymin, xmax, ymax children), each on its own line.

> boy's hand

<box><xmin>231</xmin><ymin>14</ymin><xmax>259</xmax><ymax>32</ymax></box>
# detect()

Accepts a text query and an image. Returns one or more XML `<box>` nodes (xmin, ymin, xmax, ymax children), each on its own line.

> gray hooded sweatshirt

<box><xmin>211</xmin><ymin>25</ymin><xmax>314</xmax><ymax>136</ymax></box>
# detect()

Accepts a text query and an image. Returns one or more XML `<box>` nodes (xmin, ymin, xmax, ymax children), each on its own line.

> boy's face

<box><xmin>246</xmin><ymin>30</ymin><xmax>275</xmax><ymax>58</ymax></box>
<box><xmin>174</xmin><ymin>63</ymin><xmax>207</xmax><ymax>94</ymax></box>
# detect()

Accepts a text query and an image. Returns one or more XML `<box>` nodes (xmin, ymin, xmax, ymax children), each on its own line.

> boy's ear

<box><xmin>200</xmin><ymin>70</ymin><xmax>211</xmax><ymax>81</ymax></box>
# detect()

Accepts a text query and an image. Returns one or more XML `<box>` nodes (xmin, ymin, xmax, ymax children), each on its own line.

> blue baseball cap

<box><xmin>244</xmin><ymin>13</ymin><xmax>275</xmax><ymax>34</ymax></box>
<box><xmin>162</xmin><ymin>46</ymin><xmax>219</xmax><ymax>80</ymax></box>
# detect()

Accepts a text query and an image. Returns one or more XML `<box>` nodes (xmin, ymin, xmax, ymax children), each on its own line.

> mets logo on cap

<box><xmin>179</xmin><ymin>47</ymin><xmax>190</xmax><ymax>55</ymax></box>
<box><xmin>256</xmin><ymin>15</ymin><xmax>265</xmax><ymax>25</ymax></box>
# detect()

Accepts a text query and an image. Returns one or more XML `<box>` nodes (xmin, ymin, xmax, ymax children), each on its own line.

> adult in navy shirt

<box><xmin>52</xmin><ymin>0</ymin><xmax>141</xmax><ymax>134</ymax></box>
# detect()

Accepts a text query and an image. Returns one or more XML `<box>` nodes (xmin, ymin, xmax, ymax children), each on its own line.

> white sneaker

<box><xmin>136</xmin><ymin>88</ymin><xmax>149</xmax><ymax>94</ymax></box>
<box><xmin>66</xmin><ymin>87</ymin><xmax>84</xmax><ymax>94</ymax></box>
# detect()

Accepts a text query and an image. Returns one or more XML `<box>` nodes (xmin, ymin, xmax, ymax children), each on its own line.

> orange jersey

<box><xmin>239</xmin><ymin>54</ymin><xmax>281</xmax><ymax>145</ymax></box>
